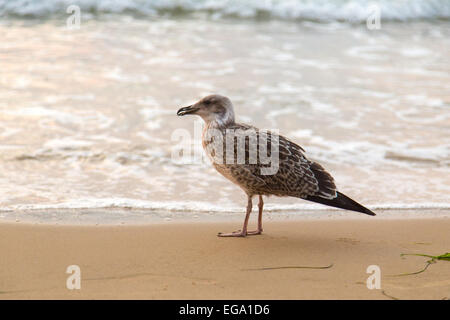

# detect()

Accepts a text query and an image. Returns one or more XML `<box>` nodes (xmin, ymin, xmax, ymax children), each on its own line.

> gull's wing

<box><xmin>214</xmin><ymin>124</ymin><xmax>337</xmax><ymax>199</ymax></box>
<box><xmin>255</xmin><ymin>131</ymin><xmax>337</xmax><ymax>199</ymax></box>
<box><xmin>205</xmin><ymin>123</ymin><xmax>374</xmax><ymax>216</ymax></box>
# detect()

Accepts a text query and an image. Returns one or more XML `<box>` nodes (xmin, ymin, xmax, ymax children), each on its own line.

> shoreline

<box><xmin>0</xmin><ymin>207</ymin><xmax>449</xmax><ymax>226</ymax></box>
<box><xmin>1</xmin><ymin>216</ymin><xmax>449</xmax><ymax>299</ymax></box>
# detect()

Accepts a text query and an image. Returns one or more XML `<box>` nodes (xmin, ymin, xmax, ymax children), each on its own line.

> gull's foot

<box><xmin>217</xmin><ymin>230</ymin><xmax>247</xmax><ymax>237</ymax></box>
<box><xmin>246</xmin><ymin>229</ymin><xmax>263</xmax><ymax>236</ymax></box>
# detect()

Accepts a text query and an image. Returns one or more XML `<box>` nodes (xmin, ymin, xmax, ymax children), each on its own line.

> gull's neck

<box><xmin>204</xmin><ymin>111</ymin><xmax>235</xmax><ymax>129</ymax></box>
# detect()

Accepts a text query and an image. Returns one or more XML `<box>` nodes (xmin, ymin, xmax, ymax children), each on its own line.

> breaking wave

<box><xmin>1</xmin><ymin>0</ymin><xmax>450</xmax><ymax>21</ymax></box>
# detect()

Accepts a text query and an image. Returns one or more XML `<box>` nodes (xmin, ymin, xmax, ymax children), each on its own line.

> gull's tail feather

<box><xmin>305</xmin><ymin>191</ymin><xmax>376</xmax><ymax>216</ymax></box>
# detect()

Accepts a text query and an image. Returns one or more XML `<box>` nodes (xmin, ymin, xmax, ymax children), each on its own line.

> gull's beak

<box><xmin>177</xmin><ymin>105</ymin><xmax>199</xmax><ymax>116</ymax></box>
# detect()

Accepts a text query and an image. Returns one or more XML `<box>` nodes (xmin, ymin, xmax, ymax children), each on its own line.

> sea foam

<box><xmin>1</xmin><ymin>0</ymin><xmax>449</xmax><ymax>21</ymax></box>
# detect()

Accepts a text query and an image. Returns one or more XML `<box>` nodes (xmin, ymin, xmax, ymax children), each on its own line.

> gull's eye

<box><xmin>216</xmin><ymin>106</ymin><xmax>225</xmax><ymax>114</ymax></box>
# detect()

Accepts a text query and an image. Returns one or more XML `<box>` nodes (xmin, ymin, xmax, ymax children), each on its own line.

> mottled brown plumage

<box><xmin>177</xmin><ymin>94</ymin><xmax>375</xmax><ymax>237</ymax></box>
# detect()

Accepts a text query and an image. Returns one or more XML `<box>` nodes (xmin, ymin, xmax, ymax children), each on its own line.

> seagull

<box><xmin>177</xmin><ymin>94</ymin><xmax>375</xmax><ymax>237</ymax></box>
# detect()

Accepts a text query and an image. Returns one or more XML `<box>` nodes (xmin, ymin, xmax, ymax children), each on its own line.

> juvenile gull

<box><xmin>177</xmin><ymin>94</ymin><xmax>375</xmax><ymax>237</ymax></box>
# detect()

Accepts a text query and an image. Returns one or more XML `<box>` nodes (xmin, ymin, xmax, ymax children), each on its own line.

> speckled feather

<box><xmin>202</xmin><ymin>122</ymin><xmax>337</xmax><ymax>199</ymax></box>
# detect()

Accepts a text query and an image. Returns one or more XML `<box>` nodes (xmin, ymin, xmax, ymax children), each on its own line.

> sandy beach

<box><xmin>1</xmin><ymin>216</ymin><xmax>449</xmax><ymax>300</ymax></box>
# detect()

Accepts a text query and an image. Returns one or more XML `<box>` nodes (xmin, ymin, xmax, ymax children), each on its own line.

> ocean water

<box><xmin>0</xmin><ymin>0</ymin><xmax>449</xmax><ymax>222</ymax></box>
<box><xmin>1</xmin><ymin>0</ymin><xmax>450</xmax><ymax>21</ymax></box>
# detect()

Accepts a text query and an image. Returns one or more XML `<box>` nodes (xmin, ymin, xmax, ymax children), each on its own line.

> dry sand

<box><xmin>0</xmin><ymin>217</ymin><xmax>449</xmax><ymax>300</ymax></box>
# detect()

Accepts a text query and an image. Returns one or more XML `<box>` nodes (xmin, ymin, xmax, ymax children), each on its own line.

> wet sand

<box><xmin>1</xmin><ymin>216</ymin><xmax>449</xmax><ymax>299</ymax></box>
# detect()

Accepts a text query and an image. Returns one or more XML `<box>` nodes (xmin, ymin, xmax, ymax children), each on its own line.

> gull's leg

<box><xmin>218</xmin><ymin>196</ymin><xmax>252</xmax><ymax>237</ymax></box>
<box><xmin>247</xmin><ymin>195</ymin><xmax>263</xmax><ymax>235</ymax></box>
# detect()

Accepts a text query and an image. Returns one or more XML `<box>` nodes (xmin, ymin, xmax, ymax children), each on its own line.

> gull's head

<box><xmin>177</xmin><ymin>94</ymin><xmax>235</xmax><ymax>127</ymax></box>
